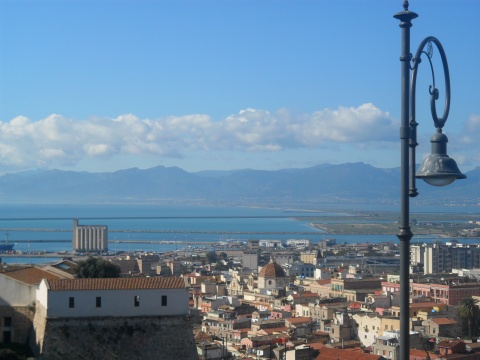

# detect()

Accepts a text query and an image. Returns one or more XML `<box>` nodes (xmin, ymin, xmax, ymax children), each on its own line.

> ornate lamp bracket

<box><xmin>408</xmin><ymin>36</ymin><xmax>451</xmax><ymax>197</ymax></box>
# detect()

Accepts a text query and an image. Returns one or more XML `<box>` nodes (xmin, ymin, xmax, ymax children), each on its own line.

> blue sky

<box><xmin>0</xmin><ymin>0</ymin><xmax>479</xmax><ymax>174</ymax></box>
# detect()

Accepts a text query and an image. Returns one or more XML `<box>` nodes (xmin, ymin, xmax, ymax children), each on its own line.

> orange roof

<box><xmin>286</xmin><ymin>317</ymin><xmax>312</xmax><ymax>325</ymax></box>
<box><xmin>315</xmin><ymin>279</ymin><xmax>331</xmax><ymax>285</ymax></box>
<box><xmin>431</xmin><ymin>317</ymin><xmax>457</xmax><ymax>325</ymax></box>
<box><xmin>259</xmin><ymin>326</ymin><xmax>288</xmax><ymax>334</ymax></box>
<box><xmin>46</xmin><ymin>277</ymin><xmax>185</xmax><ymax>291</ymax></box>
<box><xmin>409</xmin><ymin>349</ymin><xmax>441</xmax><ymax>359</ymax></box>
<box><xmin>437</xmin><ymin>339</ymin><xmax>464</xmax><ymax>348</ymax></box>
<box><xmin>301</xmin><ymin>291</ymin><xmax>319</xmax><ymax>297</ymax></box>
<box><xmin>194</xmin><ymin>331</ymin><xmax>211</xmax><ymax>340</ymax></box>
<box><xmin>259</xmin><ymin>260</ymin><xmax>286</xmax><ymax>278</ymax></box>
<box><xmin>308</xmin><ymin>342</ymin><xmax>325</xmax><ymax>350</ymax></box>
<box><xmin>316</xmin><ymin>347</ymin><xmax>383</xmax><ymax>360</ymax></box>
<box><xmin>2</xmin><ymin>267</ymin><xmax>61</xmax><ymax>285</ymax></box>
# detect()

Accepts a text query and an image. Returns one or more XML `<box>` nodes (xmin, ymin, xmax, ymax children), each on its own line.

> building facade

<box><xmin>72</xmin><ymin>219</ymin><xmax>108</xmax><ymax>252</ymax></box>
<box><xmin>411</xmin><ymin>242</ymin><xmax>480</xmax><ymax>274</ymax></box>
<box><xmin>36</xmin><ymin>277</ymin><xmax>188</xmax><ymax>318</ymax></box>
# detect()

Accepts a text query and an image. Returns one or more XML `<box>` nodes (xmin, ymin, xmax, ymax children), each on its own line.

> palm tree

<box><xmin>458</xmin><ymin>297</ymin><xmax>480</xmax><ymax>339</ymax></box>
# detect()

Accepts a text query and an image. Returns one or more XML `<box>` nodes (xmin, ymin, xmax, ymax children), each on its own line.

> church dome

<box><xmin>258</xmin><ymin>258</ymin><xmax>286</xmax><ymax>278</ymax></box>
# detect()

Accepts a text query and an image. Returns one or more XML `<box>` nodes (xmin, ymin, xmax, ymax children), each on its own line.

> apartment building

<box><xmin>331</xmin><ymin>277</ymin><xmax>382</xmax><ymax>301</ymax></box>
<box><xmin>411</xmin><ymin>281</ymin><xmax>480</xmax><ymax>306</ymax></box>
<box><xmin>411</xmin><ymin>242</ymin><xmax>480</xmax><ymax>274</ymax></box>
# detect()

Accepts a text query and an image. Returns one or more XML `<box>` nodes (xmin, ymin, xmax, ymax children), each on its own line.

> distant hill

<box><xmin>0</xmin><ymin>163</ymin><xmax>478</xmax><ymax>206</ymax></box>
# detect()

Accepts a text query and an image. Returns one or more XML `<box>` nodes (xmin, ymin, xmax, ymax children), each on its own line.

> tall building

<box><xmin>411</xmin><ymin>242</ymin><xmax>480</xmax><ymax>274</ymax></box>
<box><xmin>247</xmin><ymin>239</ymin><xmax>259</xmax><ymax>251</ymax></box>
<box><xmin>242</xmin><ymin>250</ymin><xmax>259</xmax><ymax>270</ymax></box>
<box><xmin>72</xmin><ymin>219</ymin><xmax>108</xmax><ymax>253</ymax></box>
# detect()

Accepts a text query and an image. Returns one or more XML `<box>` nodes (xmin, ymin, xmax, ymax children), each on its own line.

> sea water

<box><xmin>0</xmin><ymin>203</ymin><xmax>478</xmax><ymax>256</ymax></box>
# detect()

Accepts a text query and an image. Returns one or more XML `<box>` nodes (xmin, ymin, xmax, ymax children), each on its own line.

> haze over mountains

<box><xmin>0</xmin><ymin>163</ymin><xmax>478</xmax><ymax>206</ymax></box>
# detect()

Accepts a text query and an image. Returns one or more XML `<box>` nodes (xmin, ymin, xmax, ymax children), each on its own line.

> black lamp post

<box><xmin>393</xmin><ymin>2</ymin><xmax>466</xmax><ymax>360</ymax></box>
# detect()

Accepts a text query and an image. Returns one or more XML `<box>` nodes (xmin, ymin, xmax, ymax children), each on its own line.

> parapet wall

<box><xmin>33</xmin><ymin>313</ymin><xmax>197</xmax><ymax>360</ymax></box>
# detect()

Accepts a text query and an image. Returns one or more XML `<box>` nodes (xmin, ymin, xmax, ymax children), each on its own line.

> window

<box><xmin>96</xmin><ymin>297</ymin><xmax>102</xmax><ymax>308</ymax></box>
<box><xmin>134</xmin><ymin>296</ymin><xmax>140</xmax><ymax>307</ymax></box>
<box><xmin>4</xmin><ymin>317</ymin><xmax>12</xmax><ymax>327</ymax></box>
<box><xmin>69</xmin><ymin>297</ymin><xmax>75</xmax><ymax>308</ymax></box>
<box><xmin>161</xmin><ymin>295</ymin><xmax>167</xmax><ymax>307</ymax></box>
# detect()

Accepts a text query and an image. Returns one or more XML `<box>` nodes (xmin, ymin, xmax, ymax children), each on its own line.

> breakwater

<box><xmin>0</xmin><ymin>227</ymin><xmax>321</xmax><ymax>235</ymax></box>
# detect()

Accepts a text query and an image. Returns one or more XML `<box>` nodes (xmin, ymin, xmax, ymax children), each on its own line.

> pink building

<box><xmin>411</xmin><ymin>282</ymin><xmax>480</xmax><ymax>306</ymax></box>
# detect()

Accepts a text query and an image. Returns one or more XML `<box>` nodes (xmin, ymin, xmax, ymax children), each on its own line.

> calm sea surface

<box><xmin>0</xmin><ymin>203</ymin><xmax>478</xmax><ymax>259</ymax></box>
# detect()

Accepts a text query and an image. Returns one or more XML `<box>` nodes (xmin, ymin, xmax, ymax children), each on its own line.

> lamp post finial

<box><xmin>403</xmin><ymin>0</ymin><xmax>409</xmax><ymax>11</ymax></box>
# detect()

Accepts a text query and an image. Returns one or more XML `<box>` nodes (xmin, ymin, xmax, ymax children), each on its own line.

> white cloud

<box><xmin>461</xmin><ymin>114</ymin><xmax>480</xmax><ymax>145</ymax></box>
<box><xmin>455</xmin><ymin>114</ymin><xmax>480</xmax><ymax>169</ymax></box>
<box><xmin>0</xmin><ymin>104</ymin><xmax>401</xmax><ymax>171</ymax></box>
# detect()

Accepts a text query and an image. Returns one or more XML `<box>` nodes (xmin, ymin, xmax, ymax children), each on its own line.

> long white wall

<box><xmin>0</xmin><ymin>276</ymin><xmax>36</xmax><ymax>306</ymax></box>
<box><xmin>37</xmin><ymin>280</ymin><xmax>188</xmax><ymax>318</ymax></box>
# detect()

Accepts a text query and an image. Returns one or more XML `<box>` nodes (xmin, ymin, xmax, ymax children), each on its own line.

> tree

<box><xmin>459</xmin><ymin>296</ymin><xmax>480</xmax><ymax>339</ymax></box>
<box><xmin>75</xmin><ymin>256</ymin><xmax>121</xmax><ymax>278</ymax></box>
<box><xmin>205</xmin><ymin>251</ymin><xmax>218</xmax><ymax>264</ymax></box>
<box><xmin>218</xmin><ymin>252</ymin><xmax>228</xmax><ymax>261</ymax></box>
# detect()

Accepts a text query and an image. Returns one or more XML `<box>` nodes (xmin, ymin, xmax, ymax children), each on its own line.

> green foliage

<box><xmin>205</xmin><ymin>251</ymin><xmax>218</xmax><ymax>264</ymax></box>
<box><xmin>218</xmin><ymin>252</ymin><xmax>228</xmax><ymax>260</ymax></box>
<box><xmin>75</xmin><ymin>256</ymin><xmax>121</xmax><ymax>278</ymax></box>
<box><xmin>214</xmin><ymin>263</ymin><xmax>229</xmax><ymax>271</ymax></box>
<box><xmin>458</xmin><ymin>297</ymin><xmax>480</xmax><ymax>339</ymax></box>
<box><xmin>0</xmin><ymin>343</ymin><xmax>33</xmax><ymax>360</ymax></box>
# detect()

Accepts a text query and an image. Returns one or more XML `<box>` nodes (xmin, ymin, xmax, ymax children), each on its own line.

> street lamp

<box><xmin>393</xmin><ymin>2</ymin><xmax>466</xmax><ymax>360</ymax></box>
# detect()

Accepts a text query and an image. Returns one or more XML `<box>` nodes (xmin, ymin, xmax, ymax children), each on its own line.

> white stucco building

<box><xmin>0</xmin><ymin>267</ymin><xmax>62</xmax><ymax>344</ymax></box>
<box><xmin>0</xmin><ymin>267</ymin><xmax>61</xmax><ymax>307</ymax></box>
<box><xmin>36</xmin><ymin>277</ymin><xmax>188</xmax><ymax>318</ymax></box>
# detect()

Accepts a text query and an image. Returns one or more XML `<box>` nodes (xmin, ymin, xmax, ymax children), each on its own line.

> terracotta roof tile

<box><xmin>315</xmin><ymin>279</ymin><xmax>331</xmax><ymax>285</ymax></box>
<box><xmin>259</xmin><ymin>326</ymin><xmax>288</xmax><ymax>334</ymax></box>
<box><xmin>348</xmin><ymin>302</ymin><xmax>362</xmax><ymax>309</ymax></box>
<box><xmin>2</xmin><ymin>267</ymin><xmax>61</xmax><ymax>285</ymax></box>
<box><xmin>431</xmin><ymin>317</ymin><xmax>457</xmax><ymax>325</ymax></box>
<box><xmin>286</xmin><ymin>317</ymin><xmax>312</xmax><ymax>324</ymax></box>
<box><xmin>258</xmin><ymin>261</ymin><xmax>286</xmax><ymax>278</ymax></box>
<box><xmin>437</xmin><ymin>339</ymin><xmax>463</xmax><ymax>348</ymax></box>
<box><xmin>300</xmin><ymin>292</ymin><xmax>319</xmax><ymax>297</ymax></box>
<box><xmin>316</xmin><ymin>347</ymin><xmax>384</xmax><ymax>360</ymax></box>
<box><xmin>409</xmin><ymin>350</ymin><xmax>442</xmax><ymax>359</ymax></box>
<box><xmin>46</xmin><ymin>277</ymin><xmax>185</xmax><ymax>291</ymax></box>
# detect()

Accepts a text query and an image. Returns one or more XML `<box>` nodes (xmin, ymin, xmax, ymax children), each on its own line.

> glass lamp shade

<box><xmin>415</xmin><ymin>132</ymin><xmax>466</xmax><ymax>187</ymax></box>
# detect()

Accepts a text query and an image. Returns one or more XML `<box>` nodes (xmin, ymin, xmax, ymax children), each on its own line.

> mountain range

<box><xmin>0</xmin><ymin>163</ymin><xmax>478</xmax><ymax>206</ymax></box>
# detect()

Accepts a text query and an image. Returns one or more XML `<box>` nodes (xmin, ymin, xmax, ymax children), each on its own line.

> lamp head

<box><xmin>415</xmin><ymin>131</ymin><xmax>466</xmax><ymax>186</ymax></box>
